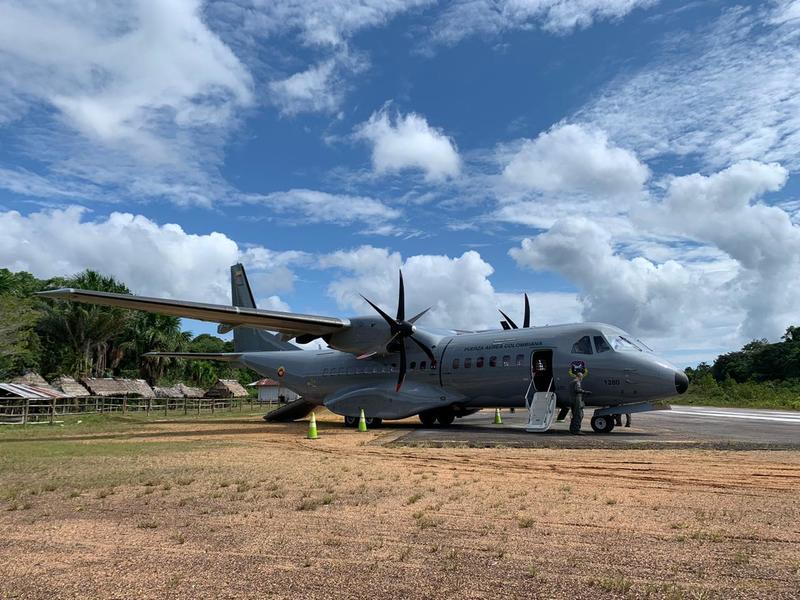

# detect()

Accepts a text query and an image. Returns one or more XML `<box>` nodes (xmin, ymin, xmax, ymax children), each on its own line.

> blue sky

<box><xmin>1</xmin><ymin>0</ymin><xmax>800</xmax><ymax>367</ymax></box>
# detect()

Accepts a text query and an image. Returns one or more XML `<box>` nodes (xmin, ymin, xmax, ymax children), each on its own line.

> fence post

<box><xmin>123</xmin><ymin>398</ymin><xmax>127</xmax><ymax>414</ymax></box>
<box><xmin>197</xmin><ymin>399</ymin><xmax>201</xmax><ymax>415</ymax></box>
<box><xmin>146</xmin><ymin>397</ymin><xmax>151</xmax><ymax>416</ymax></box>
<box><xmin>23</xmin><ymin>398</ymin><xmax>29</xmax><ymax>425</ymax></box>
<box><xmin>183</xmin><ymin>397</ymin><xmax>187</xmax><ymax>416</ymax></box>
<box><xmin>211</xmin><ymin>398</ymin><xmax>215</xmax><ymax>414</ymax></box>
<box><xmin>50</xmin><ymin>397</ymin><xmax>55</xmax><ymax>425</ymax></box>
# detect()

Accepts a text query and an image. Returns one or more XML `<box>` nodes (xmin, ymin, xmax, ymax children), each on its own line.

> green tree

<box><xmin>0</xmin><ymin>295</ymin><xmax>42</xmax><ymax>378</ymax></box>
<box><xmin>37</xmin><ymin>270</ymin><xmax>131</xmax><ymax>378</ymax></box>
<box><xmin>115</xmin><ymin>312</ymin><xmax>190</xmax><ymax>384</ymax></box>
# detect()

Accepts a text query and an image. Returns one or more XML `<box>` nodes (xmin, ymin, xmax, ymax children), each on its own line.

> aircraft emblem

<box><xmin>569</xmin><ymin>360</ymin><xmax>588</xmax><ymax>377</ymax></box>
<box><xmin>277</xmin><ymin>366</ymin><xmax>286</xmax><ymax>378</ymax></box>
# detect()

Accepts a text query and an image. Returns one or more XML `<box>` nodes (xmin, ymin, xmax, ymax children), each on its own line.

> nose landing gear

<box><xmin>590</xmin><ymin>415</ymin><xmax>615</xmax><ymax>434</ymax></box>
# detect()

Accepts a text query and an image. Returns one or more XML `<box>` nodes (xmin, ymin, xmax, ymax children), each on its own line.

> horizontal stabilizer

<box><xmin>263</xmin><ymin>399</ymin><xmax>316</xmax><ymax>422</ymax></box>
<box><xmin>143</xmin><ymin>352</ymin><xmax>243</xmax><ymax>362</ymax></box>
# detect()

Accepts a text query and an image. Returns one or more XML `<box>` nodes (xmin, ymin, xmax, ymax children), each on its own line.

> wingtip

<box><xmin>35</xmin><ymin>287</ymin><xmax>75</xmax><ymax>298</ymax></box>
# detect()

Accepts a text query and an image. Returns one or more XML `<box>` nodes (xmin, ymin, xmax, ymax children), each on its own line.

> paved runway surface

<box><xmin>390</xmin><ymin>405</ymin><xmax>800</xmax><ymax>450</ymax></box>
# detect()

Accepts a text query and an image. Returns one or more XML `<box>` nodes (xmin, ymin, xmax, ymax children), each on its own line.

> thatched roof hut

<box><xmin>176</xmin><ymin>383</ymin><xmax>204</xmax><ymax>398</ymax></box>
<box><xmin>81</xmin><ymin>378</ymin><xmax>155</xmax><ymax>398</ymax></box>
<box><xmin>153</xmin><ymin>386</ymin><xmax>183</xmax><ymax>399</ymax></box>
<box><xmin>204</xmin><ymin>379</ymin><xmax>248</xmax><ymax>399</ymax></box>
<box><xmin>50</xmin><ymin>376</ymin><xmax>90</xmax><ymax>397</ymax></box>
<box><xmin>12</xmin><ymin>372</ymin><xmax>59</xmax><ymax>393</ymax></box>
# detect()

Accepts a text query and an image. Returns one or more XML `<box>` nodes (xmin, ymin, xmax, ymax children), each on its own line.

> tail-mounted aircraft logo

<box><xmin>569</xmin><ymin>360</ymin><xmax>588</xmax><ymax>378</ymax></box>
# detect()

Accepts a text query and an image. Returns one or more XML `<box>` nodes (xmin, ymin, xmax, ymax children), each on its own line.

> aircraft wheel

<box><xmin>418</xmin><ymin>411</ymin><xmax>437</xmax><ymax>427</ymax></box>
<box><xmin>590</xmin><ymin>415</ymin><xmax>615</xmax><ymax>433</ymax></box>
<box><xmin>343</xmin><ymin>415</ymin><xmax>358</xmax><ymax>428</ymax></box>
<box><xmin>365</xmin><ymin>417</ymin><xmax>383</xmax><ymax>428</ymax></box>
<box><xmin>436</xmin><ymin>411</ymin><xmax>455</xmax><ymax>426</ymax></box>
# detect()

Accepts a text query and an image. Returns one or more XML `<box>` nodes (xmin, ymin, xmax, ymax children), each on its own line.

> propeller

<box><xmin>360</xmin><ymin>271</ymin><xmax>435</xmax><ymax>392</ymax></box>
<box><xmin>499</xmin><ymin>293</ymin><xmax>531</xmax><ymax>329</ymax></box>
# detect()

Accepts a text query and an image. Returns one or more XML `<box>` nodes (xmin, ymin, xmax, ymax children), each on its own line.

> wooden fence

<box><xmin>0</xmin><ymin>395</ymin><xmax>267</xmax><ymax>424</ymax></box>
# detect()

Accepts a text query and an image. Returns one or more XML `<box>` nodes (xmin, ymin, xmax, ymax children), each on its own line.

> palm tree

<box><xmin>37</xmin><ymin>270</ymin><xmax>130</xmax><ymax>377</ymax></box>
<box><xmin>116</xmin><ymin>312</ymin><xmax>188</xmax><ymax>385</ymax></box>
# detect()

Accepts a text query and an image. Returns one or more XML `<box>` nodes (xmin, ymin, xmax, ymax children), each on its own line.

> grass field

<box><xmin>1</xmin><ymin>411</ymin><xmax>799</xmax><ymax>599</ymax></box>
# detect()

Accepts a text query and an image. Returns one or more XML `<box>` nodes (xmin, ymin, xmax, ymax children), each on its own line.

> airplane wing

<box><xmin>143</xmin><ymin>352</ymin><xmax>243</xmax><ymax>362</ymax></box>
<box><xmin>36</xmin><ymin>288</ymin><xmax>349</xmax><ymax>338</ymax></box>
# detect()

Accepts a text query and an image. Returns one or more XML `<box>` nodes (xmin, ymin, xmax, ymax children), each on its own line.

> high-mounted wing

<box><xmin>36</xmin><ymin>288</ymin><xmax>349</xmax><ymax>338</ymax></box>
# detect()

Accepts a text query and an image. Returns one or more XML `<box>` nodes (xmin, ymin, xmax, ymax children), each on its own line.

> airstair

<box><xmin>524</xmin><ymin>378</ymin><xmax>557</xmax><ymax>432</ymax></box>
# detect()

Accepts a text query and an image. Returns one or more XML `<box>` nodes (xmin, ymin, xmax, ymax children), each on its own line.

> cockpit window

<box><xmin>593</xmin><ymin>335</ymin><xmax>611</xmax><ymax>353</ymax></box>
<box><xmin>571</xmin><ymin>335</ymin><xmax>593</xmax><ymax>355</ymax></box>
<box><xmin>635</xmin><ymin>338</ymin><xmax>654</xmax><ymax>352</ymax></box>
<box><xmin>612</xmin><ymin>336</ymin><xmax>643</xmax><ymax>352</ymax></box>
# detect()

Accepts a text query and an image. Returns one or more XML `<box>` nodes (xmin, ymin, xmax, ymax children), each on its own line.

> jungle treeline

<box><xmin>681</xmin><ymin>327</ymin><xmax>800</xmax><ymax>410</ymax></box>
<box><xmin>0</xmin><ymin>269</ymin><xmax>257</xmax><ymax>387</ymax></box>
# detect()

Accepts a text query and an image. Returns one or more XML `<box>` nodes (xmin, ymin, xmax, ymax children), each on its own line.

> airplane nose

<box><xmin>674</xmin><ymin>370</ymin><xmax>689</xmax><ymax>394</ymax></box>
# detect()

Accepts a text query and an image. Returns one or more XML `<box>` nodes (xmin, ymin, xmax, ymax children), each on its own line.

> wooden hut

<box><xmin>12</xmin><ymin>372</ymin><xmax>59</xmax><ymax>394</ymax></box>
<box><xmin>176</xmin><ymin>383</ymin><xmax>204</xmax><ymax>398</ymax></box>
<box><xmin>50</xmin><ymin>376</ymin><xmax>90</xmax><ymax>397</ymax></box>
<box><xmin>153</xmin><ymin>386</ymin><xmax>183</xmax><ymax>399</ymax></box>
<box><xmin>81</xmin><ymin>378</ymin><xmax>155</xmax><ymax>398</ymax></box>
<box><xmin>204</xmin><ymin>379</ymin><xmax>248</xmax><ymax>399</ymax></box>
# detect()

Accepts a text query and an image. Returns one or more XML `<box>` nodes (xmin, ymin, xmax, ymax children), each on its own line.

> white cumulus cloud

<box><xmin>355</xmin><ymin>109</ymin><xmax>461</xmax><ymax>182</ymax></box>
<box><xmin>0</xmin><ymin>206</ymin><xmax>298</xmax><ymax>305</ymax></box>
<box><xmin>503</xmin><ymin>123</ymin><xmax>650</xmax><ymax>195</ymax></box>
<box><xmin>318</xmin><ymin>245</ymin><xmax>580</xmax><ymax>330</ymax></box>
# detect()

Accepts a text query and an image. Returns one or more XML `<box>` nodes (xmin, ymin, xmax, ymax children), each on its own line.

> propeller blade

<box><xmin>396</xmin><ymin>339</ymin><xmax>407</xmax><ymax>392</ymax></box>
<box><xmin>500</xmin><ymin>320</ymin><xmax>510</xmax><ymax>330</ymax></box>
<box><xmin>396</xmin><ymin>270</ymin><xmax>405</xmax><ymax>322</ymax></box>
<box><xmin>409</xmin><ymin>334</ymin><xmax>436</xmax><ymax>363</ymax></box>
<box><xmin>523</xmin><ymin>293</ymin><xmax>530</xmax><ymax>328</ymax></box>
<box><xmin>408</xmin><ymin>306</ymin><xmax>431</xmax><ymax>324</ymax></box>
<box><xmin>498</xmin><ymin>309</ymin><xmax>518</xmax><ymax>329</ymax></box>
<box><xmin>360</xmin><ymin>294</ymin><xmax>396</xmax><ymax>330</ymax></box>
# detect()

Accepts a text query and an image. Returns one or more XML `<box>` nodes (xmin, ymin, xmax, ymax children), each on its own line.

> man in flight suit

<box><xmin>569</xmin><ymin>372</ymin><xmax>591</xmax><ymax>435</ymax></box>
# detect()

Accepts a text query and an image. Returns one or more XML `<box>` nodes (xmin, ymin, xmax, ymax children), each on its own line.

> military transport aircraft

<box><xmin>37</xmin><ymin>264</ymin><xmax>688</xmax><ymax>433</ymax></box>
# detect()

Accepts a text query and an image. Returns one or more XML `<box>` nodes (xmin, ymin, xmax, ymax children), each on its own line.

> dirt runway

<box><xmin>1</xmin><ymin>413</ymin><xmax>798</xmax><ymax>599</ymax></box>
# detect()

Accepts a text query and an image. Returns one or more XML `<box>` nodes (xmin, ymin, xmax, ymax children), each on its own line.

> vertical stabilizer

<box><xmin>230</xmin><ymin>264</ymin><xmax>300</xmax><ymax>352</ymax></box>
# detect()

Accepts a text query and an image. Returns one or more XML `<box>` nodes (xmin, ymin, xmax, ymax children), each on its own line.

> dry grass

<box><xmin>0</xmin><ymin>411</ymin><xmax>799</xmax><ymax>599</ymax></box>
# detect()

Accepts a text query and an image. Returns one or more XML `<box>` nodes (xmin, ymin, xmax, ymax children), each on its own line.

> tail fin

<box><xmin>230</xmin><ymin>264</ymin><xmax>300</xmax><ymax>352</ymax></box>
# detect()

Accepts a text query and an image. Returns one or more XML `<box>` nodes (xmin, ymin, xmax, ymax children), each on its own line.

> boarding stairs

<box><xmin>524</xmin><ymin>377</ymin><xmax>557</xmax><ymax>432</ymax></box>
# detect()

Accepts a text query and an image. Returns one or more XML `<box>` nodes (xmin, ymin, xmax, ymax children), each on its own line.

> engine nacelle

<box><xmin>324</xmin><ymin>316</ymin><xmax>392</xmax><ymax>356</ymax></box>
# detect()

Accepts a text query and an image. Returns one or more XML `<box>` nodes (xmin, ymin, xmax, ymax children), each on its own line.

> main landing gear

<box><xmin>343</xmin><ymin>415</ymin><xmax>383</xmax><ymax>428</ymax></box>
<box><xmin>418</xmin><ymin>409</ymin><xmax>455</xmax><ymax>427</ymax></box>
<box><xmin>590</xmin><ymin>415</ymin><xmax>615</xmax><ymax>434</ymax></box>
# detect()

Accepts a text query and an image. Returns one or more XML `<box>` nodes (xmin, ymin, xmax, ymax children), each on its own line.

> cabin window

<box><xmin>452</xmin><ymin>358</ymin><xmax>460</xmax><ymax>369</ymax></box>
<box><xmin>476</xmin><ymin>357</ymin><xmax>484</xmax><ymax>368</ymax></box>
<box><xmin>502</xmin><ymin>355</ymin><xmax>511</xmax><ymax>367</ymax></box>
<box><xmin>489</xmin><ymin>356</ymin><xmax>497</xmax><ymax>367</ymax></box>
<box><xmin>410</xmin><ymin>361</ymin><xmax>416</xmax><ymax>370</ymax></box>
<box><xmin>594</xmin><ymin>335</ymin><xmax>611</xmax><ymax>354</ymax></box>
<box><xmin>338</xmin><ymin>368</ymin><xmax>345</xmax><ymax>375</ymax></box>
<box><xmin>464</xmin><ymin>357</ymin><xmax>472</xmax><ymax>368</ymax></box>
<box><xmin>420</xmin><ymin>360</ymin><xmax>427</xmax><ymax>370</ymax></box>
<box><xmin>515</xmin><ymin>353</ymin><xmax>524</xmax><ymax>366</ymax></box>
<box><xmin>346</xmin><ymin>367</ymin><xmax>355</xmax><ymax>375</ymax></box>
<box><xmin>430</xmin><ymin>360</ymin><xmax>437</xmax><ymax>370</ymax></box>
<box><xmin>323</xmin><ymin>368</ymin><xmax>329</xmax><ymax>376</ymax></box>
<box><xmin>571</xmin><ymin>336</ymin><xmax>593</xmax><ymax>355</ymax></box>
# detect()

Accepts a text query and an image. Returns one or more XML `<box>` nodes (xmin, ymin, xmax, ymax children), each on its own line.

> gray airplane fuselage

<box><xmin>236</xmin><ymin>321</ymin><xmax>687</xmax><ymax>420</ymax></box>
